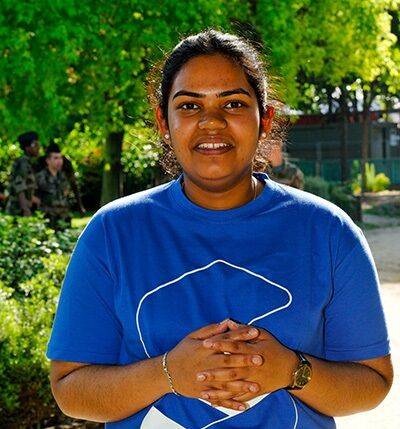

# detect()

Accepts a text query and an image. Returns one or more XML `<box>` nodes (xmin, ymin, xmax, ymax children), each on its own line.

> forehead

<box><xmin>48</xmin><ymin>152</ymin><xmax>62</xmax><ymax>158</ymax></box>
<box><xmin>170</xmin><ymin>54</ymin><xmax>255</xmax><ymax>97</ymax></box>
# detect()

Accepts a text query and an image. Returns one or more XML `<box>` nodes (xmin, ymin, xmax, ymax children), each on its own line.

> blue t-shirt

<box><xmin>47</xmin><ymin>173</ymin><xmax>389</xmax><ymax>429</ymax></box>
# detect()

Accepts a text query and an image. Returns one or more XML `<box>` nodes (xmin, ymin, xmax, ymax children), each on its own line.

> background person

<box><xmin>5</xmin><ymin>131</ymin><xmax>41</xmax><ymax>216</ymax></box>
<box><xmin>35</xmin><ymin>143</ymin><xmax>72</xmax><ymax>229</ymax></box>
<box><xmin>36</xmin><ymin>144</ymin><xmax>86</xmax><ymax>215</ymax></box>
<box><xmin>267</xmin><ymin>142</ymin><xmax>304</xmax><ymax>189</ymax></box>
<box><xmin>46</xmin><ymin>30</ymin><xmax>392</xmax><ymax>429</ymax></box>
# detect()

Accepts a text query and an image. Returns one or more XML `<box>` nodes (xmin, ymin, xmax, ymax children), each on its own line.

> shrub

<box><xmin>0</xmin><ymin>254</ymin><xmax>69</xmax><ymax>428</ymax></box>
<box><xmin>304</xmin><ymin>178</ymin><xmax>361</xmax><ymax>221</ymax></box>
<box><xmin>351</xmin><ymin>161</ymin><xmax>391</xmax><ymax>194</ymax></box>
<box><xmin>304</xmin><ymin>176</ymin><xmax>331</xmax><ymax>200</ymax></box>
<box><xmin>0</xmin><ymin>213</ymin><xmax>79</xmax><ymax>294</ymax></box>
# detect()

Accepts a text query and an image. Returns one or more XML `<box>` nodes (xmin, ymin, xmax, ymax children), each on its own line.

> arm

<box><xmin>50</xmin><ymin>322</ymin><xmax>260</xmax><ymax>422</ymax></box>
<box><xmin>197</xmin><ymin>324</ymin><xmax>393</xmax><ymax>416</ymax></box>
<box><xmin>291</xmin><ymin>353</ymin><xmax>393</xmax><ymax>416</ymax></box>
<box><xmin>50</xmin><ymin>357</ymin><xmax>169</xmax><ymax>423</ymax></box>
<box><xmin>18</xmin><ymin>191</ymin><xmax>32</xmax><ymax>216</ymax></box>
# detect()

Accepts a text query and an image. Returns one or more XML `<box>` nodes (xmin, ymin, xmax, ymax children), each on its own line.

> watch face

<box><xmin>295</xmin><ymin>364</ymin><xmax>312</xmax><ymax>388</ymax></box>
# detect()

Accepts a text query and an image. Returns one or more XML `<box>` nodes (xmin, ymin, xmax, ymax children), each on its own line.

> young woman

<box><xmin>47</xmin><ymin>30</ymin><xmax>392</xmax><ymax>429</ymax></box>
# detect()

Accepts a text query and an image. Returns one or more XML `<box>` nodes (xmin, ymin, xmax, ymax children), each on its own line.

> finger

<box><xmin>232</xmin><ymin>392</ymin><xmax>258</xmax><ymax>402</ymax></box>
<box><xmin>203</xmin><ymin>339</ymin><xmax>256</xmax><ymax>355</ymax></box>
<box><xmin>197</xmin><ymin>367</ymin><xmax>249</xmax><ymax>383</ymax></box>
<box><xmin>226</xmin><ymin>319</ymin><xmax>241</xmax><ymax>330</ymax></box>
<box><xmin>205</xmin><ymin>380</ymin><xmax>260</xmax><ymax>394</ymax></box>
<box><xmin>209</xmin><ymin>399</ymin><xmax>248</xmax><ymax>412</ymax></box>
<box><xmin>203</xmin><ymin>326</ymin><xmax>259</xmax><ymax>347</ymax></box>
<box><xmin>200</xmin><ymin>390</ymin><xmax>237</xmax><ymax>401</ymax></box>
<box><xmin>190</xmin><ymin>320</ymin><xmax>229</xmax><ymax>340</ymax></box>
<box><xmin>210</xmin><ymin>352</ymin><xmax>263</xmax><ymax>368</ymax></box>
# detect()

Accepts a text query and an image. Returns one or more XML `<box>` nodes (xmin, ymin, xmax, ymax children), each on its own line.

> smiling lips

<box><xmin>194</xmin><ymin>139</ymin><xmax>234</xmax><ymax>155</ymax></box>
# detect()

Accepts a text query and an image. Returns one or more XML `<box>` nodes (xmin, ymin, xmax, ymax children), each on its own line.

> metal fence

<box><xmin>296</xmin><ymin>158</ymin><xmax>400</xmax><ymax>185</ymax></box>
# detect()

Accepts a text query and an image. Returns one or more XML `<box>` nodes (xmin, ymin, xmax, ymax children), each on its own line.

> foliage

<box><xmin>0</xmin><ymin>213</ymin><xmax>79</xmax><ymax>293</ymax></box>
<box><xmin>351</xmin><ymin>162</ymin><xmax>391</xmax><ymax>194</ymax></box>
<box><xmin>0</xmin><ymin>140</ymin><xmax>21</xmax><ymax>189</ymax></box>
<box><xmin>304</xmin><ymin>175</ymin><xmax>331</xmax><ymax>200</ymax></box>
<box><xmin>0</xmin><ymin>0</ymin><xmax>249</xmax><ymax>142</ymax></box>
<box><xmin>304</xmin><ymin>176</ymin><xmax>361</xmax><ymax>220</ymax></box>
<box><xmin>0</xmin><ymin>212</ymin><xmax>84</xmax><ymax>426</ymax></box>
<box><xmin>0</xmin><ymin>254</ymin><xmax>69</xmax><ymax>427</ymax></box>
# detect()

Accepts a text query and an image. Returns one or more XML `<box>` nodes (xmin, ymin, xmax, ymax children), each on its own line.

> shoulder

<box><xmin>85</xmin><ymin>180</ymin><xmax>174</xmax><ymax>234</ymax></box>
<box><xmin>35</xmin><ymin>168</ymin><xmax>48</xmax><ymax>180</ymax></box>
<box><xmin>267</xmin><ymin>179</ymin><xmax>359</xmax><ymax>238</ymax></box>
<box><xmin>13</xmin><ymin>156</ymin><xmax>29</xmax><ymax>170</ymax></box>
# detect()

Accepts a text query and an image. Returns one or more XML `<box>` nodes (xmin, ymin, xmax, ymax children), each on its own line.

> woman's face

<box><xmin>158</xmin><ymin>54</ymin><xmax>271</xmax><ymax>190</ymax></box>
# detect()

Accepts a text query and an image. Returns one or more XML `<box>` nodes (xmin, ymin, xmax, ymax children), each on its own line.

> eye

<box><xmin>225</xmin><ymin>100</ymin><xmax>247</xmax><ymax>109</ymax></box>
<box><xmin>178</xmin><ymin>102</ymin><xmax>200</xmax><ymax>111</ymax></box>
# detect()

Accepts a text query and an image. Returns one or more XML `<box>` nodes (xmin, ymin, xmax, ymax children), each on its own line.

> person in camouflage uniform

<box><xmin>5</xmin><ymin>131</ymin><xmax>41</xmax><ymax>216</ymax></box>
<box><xmin>35</xmin><ymin>143</ymin><xmax>72</xmax><ymax>229</ymax></box>
<box><xmin>267</xmin><ymin>144</ymin><xmax>304</xmax><ymax>190</ymax></box>
<box><xmin>36</xmin><ymin>150</ymin><xmax>86</xmax><ymax>215</ymax></box>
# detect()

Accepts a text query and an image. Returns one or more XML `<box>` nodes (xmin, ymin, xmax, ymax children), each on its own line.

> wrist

<box><xmin>281</xmin><ymin>348</ymin><xmax>300</xmax><ymax>389</ymax></box>
<box><xmin>161</xmin><ymin>351</ymin><xmax>181</xmax><ymax>396</ymax></box>
<box><xmin>154</xmin><ymin>355</ymin><xmax>171</xmax><ymax>396</ymax></box>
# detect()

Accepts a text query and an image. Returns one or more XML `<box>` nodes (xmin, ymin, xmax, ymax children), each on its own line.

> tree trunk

<box><xmin>340</xmin><ymin>111</ymin><xmax>349</xmax><ymax>182</ymax></box>
<box><xmin>101</xmin><ymin>131</ymin><xmax>124</xmax><ymax>206</ymax></box>
<box><xmin>361</xmin><ymin>110</ymin><xmax>370</xmax><ymax>193</ymax></box>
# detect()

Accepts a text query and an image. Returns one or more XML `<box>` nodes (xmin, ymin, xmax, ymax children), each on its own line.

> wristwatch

<box><xmin>285</xmin><ymin>351</ymin><xmax>312</xmax><ymax>391</ymax></box>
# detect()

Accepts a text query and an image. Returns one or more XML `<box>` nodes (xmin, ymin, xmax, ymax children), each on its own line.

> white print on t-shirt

<box><xmin>136</xmin><ymin>259</ymin><xmax>298</xmax><ymax>429</ymax></box>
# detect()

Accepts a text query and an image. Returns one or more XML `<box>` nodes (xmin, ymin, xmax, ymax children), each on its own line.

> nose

<box><xmin>198</xmin><ymin>111</ymin><xmax>227</xmax><ymax>131</ymax></box>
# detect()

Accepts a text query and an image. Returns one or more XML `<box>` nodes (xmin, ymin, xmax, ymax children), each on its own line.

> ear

<box><xmin>155</xmin><ymin>106</ymin><xmax>169</xmax><ymax>139</ymax></box>
<box><xmin>260</xmin><ymin>105</ymin><xmax>275</xmax><ymax>136</ymax></box>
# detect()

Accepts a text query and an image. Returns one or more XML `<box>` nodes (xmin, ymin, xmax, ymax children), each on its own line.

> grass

<box><xmin>71</xmin><ymin>212</ymin><xmax>93</xmax><ymax>229</ymax></box>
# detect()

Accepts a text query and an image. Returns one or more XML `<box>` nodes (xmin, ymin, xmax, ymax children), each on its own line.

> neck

<box><xmin>47</xmin><ymin>166</ymin><xmax>58</xmax><ymax>176</ymax></box>
<box><xmin>181</xmin><ymin>172</ymin><xmax>260</xmax><ymax>210</ymax></box>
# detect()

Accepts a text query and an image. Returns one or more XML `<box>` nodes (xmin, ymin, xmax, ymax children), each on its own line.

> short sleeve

<box><xmin>324</xmin><ymin>223</ymin><xmax>390</xmax><ymax>361</ymax></box>
<box><xmin>47</xmin><ymin>212</ymin><xmax>122</xmax><ymax>364</ymax></box>
<box><xmin>12</xmin><ymin>160</ymin><xmax>30</xmax><ymax>193</ymax></box>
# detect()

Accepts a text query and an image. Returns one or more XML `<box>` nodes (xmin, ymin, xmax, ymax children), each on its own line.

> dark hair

<box><xmin>45</xmin><ymin>142</ymin><xmax>61</xmax><ymax>157</ymax></box>
<box><xmin>18</xmin><ymin>131</ymin><xmax>39</xmax><ymax>150</ymax></box>
<box><xmin>147</xmin><ymin>29</ymin><xmax>287</xmax><ymax>176</ymax></box>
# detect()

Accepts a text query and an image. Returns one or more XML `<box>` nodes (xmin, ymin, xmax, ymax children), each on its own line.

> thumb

<box><xmin>189</xmin><ymin>319</ymin><xmax>230</xmax><ymax>340</ymax></box>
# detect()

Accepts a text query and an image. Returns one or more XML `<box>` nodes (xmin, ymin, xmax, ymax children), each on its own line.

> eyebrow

<box><xmin>172</xmin><ymin>88</ymin><xmax>251</xmax><ymax>100</ymax></box>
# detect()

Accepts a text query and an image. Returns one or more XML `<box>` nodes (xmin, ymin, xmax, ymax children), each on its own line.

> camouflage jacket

<box><xmin>5</xmin><ymin>155</ymin><xmax>37</xmax><ymax>215</ymax></box>
<box><xmin>35</xmin><ymin>168</ymin><xmax>71</xmax><ymax>216</ymax></box>
<box><xmin>269</xmin><ymin>160</ymin><xmax>304</xmax><ymax>190</ymax></box>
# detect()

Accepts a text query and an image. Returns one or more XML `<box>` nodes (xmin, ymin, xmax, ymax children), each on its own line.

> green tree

<box><xmin>0</xmin><ymin>0</ymin><xmax>249</xmax><ymax>204</ymax></box>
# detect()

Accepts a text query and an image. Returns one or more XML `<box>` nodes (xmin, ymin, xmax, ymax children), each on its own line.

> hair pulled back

<box><xmin>147</xmin><ymin>29</ymin><xmax>286</xmax><ymax>177</ymax></box>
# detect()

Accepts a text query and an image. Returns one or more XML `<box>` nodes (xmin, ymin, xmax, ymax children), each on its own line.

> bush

<box><xmin>0</xmin><ymin>254</ymin><xmax>69</xmax><ymax>428</ymax></box>
<box><xmin>304</xmin><ymin>177</ymin><xmax>361</xmax><ymax>221</ymax></box>
<box><xmin>0</xmin><ymin>213</ymin><xmax>79</xmax><ymax>294</ymax></box>
<box><xmin>304</xmin><ymin>176</ymin><xmax>331</xmax><ymax>200</ymax></box>
<box><xmin>351</xmin><ymin>161</ymin><xmax>391</xmax><ymax>194</ymax></box>
<box><xmin>0</xmin><ymin>213</ymin><xmax>84</xmax><ymax>427</ymax></box>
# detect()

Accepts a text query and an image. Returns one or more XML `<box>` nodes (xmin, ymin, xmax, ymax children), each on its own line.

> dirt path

<box><xmin>337</xmin><ymin>223</ymin><xmax>400</xmax><ymax>429</ymax></box>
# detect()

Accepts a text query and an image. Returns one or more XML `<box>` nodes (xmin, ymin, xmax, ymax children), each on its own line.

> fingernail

<box><xmin>197</xmin><ymin>373</ymin><xmax>206</xmax><ymax>381</ymax></box>
<box><xmin>252</xmin><ymin>355</ymin><xmax>262</xmax><ymax>365</ymax></box>
<box><xmin>201</xmin><ymin>393</ymin><xmax>210</xmax><ymax>399</ymax></box>
<box><xmin>203</xmin><ymin>339</ymin><xmax>213</xmax><ymax>348</ymax></box>
<box><xmin>248</xmin><ymin>328</ymin><xmax>258</xmax><ymax>336</ymax></box>
<box><xmin>238</xmin><ymin>404</ymin><xmax>246</xmax><ymax>411</ymax></box>
<box><xmin>249</xmin><ymin>384</ymin><xmax>258</xmax><ymax>392</ymax></box>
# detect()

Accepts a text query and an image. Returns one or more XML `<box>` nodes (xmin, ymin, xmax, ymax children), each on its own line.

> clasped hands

<box><xmin>167</xmin><ymin>319</ymin><xmax>297</xmax><ymax>411</ymax></box>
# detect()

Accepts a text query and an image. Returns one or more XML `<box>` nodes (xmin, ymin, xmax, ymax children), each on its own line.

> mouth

<box><xmin>194</xmin><ymin>140</ymin><xmax>234</xmax><ymax>155</ymax></box>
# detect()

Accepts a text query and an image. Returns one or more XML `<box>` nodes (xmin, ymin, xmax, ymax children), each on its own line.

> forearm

<box><xmin>52</xmin><ymin>356</ymin><xmax>169</xmax><ymax>422</ymax></box>
<box><xmin>18</xmin><ymin>192</ymin><xmax>30</xmax><ymax>212</ymax></box>
<box><xmin>291</xmin><ymin>354</ymin><xmax>393</xmax><ymax>416</ymax></box>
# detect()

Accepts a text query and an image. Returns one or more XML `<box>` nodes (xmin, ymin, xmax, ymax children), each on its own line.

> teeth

<box><xmin>197</xmin><ymin>143</ymin><xmax>231</xmax><ymax>149</ymax></box>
